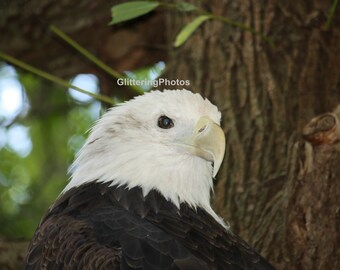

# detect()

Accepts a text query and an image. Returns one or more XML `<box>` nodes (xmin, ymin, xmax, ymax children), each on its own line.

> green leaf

<box><xmin>110</xmin><ymin>1</ymin><xmax>160</xmax><ymax>25</ymax></box>
<box><xmin>174</xmin><ymin>15</ymin><xmax>211</xmax><ymax>47</ymax></box>
<box><xmin>176</xmin><ymin>2</ymin><xmax>197</xmax><ymax>12</ymax></box>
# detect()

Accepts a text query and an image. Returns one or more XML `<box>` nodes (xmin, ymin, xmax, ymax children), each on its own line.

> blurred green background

<box><xmin>0</xmin><ymin>61</ymin><xmax>165</xmax><ymax>240</ymax></box>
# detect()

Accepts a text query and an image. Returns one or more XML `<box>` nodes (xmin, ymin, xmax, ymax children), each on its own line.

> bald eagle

<box><xmin>24</xmin><ymin>90</ymin><xmax>275</xmax><ymax>270</ymax></box>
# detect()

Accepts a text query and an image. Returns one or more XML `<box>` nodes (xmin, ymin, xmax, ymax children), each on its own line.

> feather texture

<box><xmin>24</xmin><ymin>182</ymin><xmax>275</xmax><ymax>270</ymax></box>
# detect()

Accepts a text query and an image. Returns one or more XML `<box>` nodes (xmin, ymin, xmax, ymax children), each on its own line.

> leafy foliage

<box><xmin>0</xmin><ymin>70</ymin><xmax>99</xmax><ymax>239</ymax></box>
<box><xmin>110</xmin><ymin>1</ymin><xmax>160</xmax><ymax>25</ymax></box>
<box><xmin>109</xmin><ymin>1</ymin><xmax>270</xmax><ymax>47</ymax></box>
<box><xmin>175</xmin><ymin>2</ymin><xmax>197</xmax><ymax>12</ymax></box>
<box><xmin>174</xmin><ymin>15</ymin><xmax>211</xmax><ymax>47</ymax></box>
<box><xmin>0</xmin><ymin>59</ymin><xmax>164</xmax><ymax>239</ymax></box>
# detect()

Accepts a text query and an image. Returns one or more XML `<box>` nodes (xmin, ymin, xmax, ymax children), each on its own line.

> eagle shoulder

<box><xmin>24</xmin><ymin>214</ymin><xmax>121</xmax><ymax>269</ymax></box>
<box><xmin>24</xmin><ymin>182</ymin><xmax>210</xmax><ymax>270</ymax></box>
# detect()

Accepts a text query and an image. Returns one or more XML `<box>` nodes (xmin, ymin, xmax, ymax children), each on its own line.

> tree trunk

<box><xmin>0</xmin><ymin>0</ymin><xmax>167</xmax><ymax>99</ymax></box>
<box><xmin>165</xmin><ymin>0</ymin><xmax>340</xmax><ymax>269</ymax></box>
<box><xmin>0</xmin><ymin>240</ymin><xmax>28</xmax><ymax>270</ymax></box>
<box><xmin>1</xmin><ymin>0</ymin><xmax>340</xmax><ymax>269</ymax></box>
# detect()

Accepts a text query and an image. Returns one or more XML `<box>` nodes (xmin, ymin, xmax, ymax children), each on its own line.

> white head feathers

<box><xmin>64</xmin><ymin>89</ymin><xmax>225</xmax><ymax>223</ymax></box>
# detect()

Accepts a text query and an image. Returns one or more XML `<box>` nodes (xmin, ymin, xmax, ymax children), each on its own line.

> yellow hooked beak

<box><xmin>185</xmin><ymin>116</ymin><xmax>226</xmax><ymax>177</ymax></box>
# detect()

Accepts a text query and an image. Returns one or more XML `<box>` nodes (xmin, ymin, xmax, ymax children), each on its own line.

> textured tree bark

<box><xmin>1</xmin><ymin>0</ymin><xmax>340</xmax><ymax>269</ymax></box>
<box><xmin>0</xmin><ymin>0</ymin><xmax>167</xmax><ymax>99</ymax></box>
<box><xmin>0</xmin><ymin>240</ymin><xmax>28</xmax><ymax>270</ymax></box>
<box><xmin>165</xmin><ymin>0</ymin><xmax>340</xmax><ymax>269</ymax></box>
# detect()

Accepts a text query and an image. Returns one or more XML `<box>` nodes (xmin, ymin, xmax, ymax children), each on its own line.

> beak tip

<box><xmin>212</xmin><ymin>161</ymin><xmax>222</xmax><ymax>178</ymax></box>
<box><xmin>191</xmin><ymin>116</ymin><xmax>226</xmax><ymax>178</ymax></box>
<box><xmin>213</xmin><ymin>170</ymin><xmax>217</xmax><ymax>178</ymax></box>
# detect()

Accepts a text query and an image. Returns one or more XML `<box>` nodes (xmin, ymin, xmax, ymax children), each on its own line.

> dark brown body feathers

<box><xmin>24</xmin><ymin>182</ymin><xmax>275</xmax><ymax>270</ymax></box>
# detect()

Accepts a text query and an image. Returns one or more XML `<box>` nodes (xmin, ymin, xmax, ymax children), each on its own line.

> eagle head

<box><xmin>64</xmin><ymin>89</ymin><xmax>225</xmax><ymax>212</ymax></box>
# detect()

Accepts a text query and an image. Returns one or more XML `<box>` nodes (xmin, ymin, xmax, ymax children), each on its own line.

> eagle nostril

<box><xmin>198</xmin><ymin>125</ymin><xmax>206</xmax><ymax>133</ymax></box>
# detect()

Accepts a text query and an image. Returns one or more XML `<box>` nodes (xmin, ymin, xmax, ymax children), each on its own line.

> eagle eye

<box><xmin>158</xmin><ymin>115</ymin><xmax>174</xmax><ymax>129</ymax></box>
